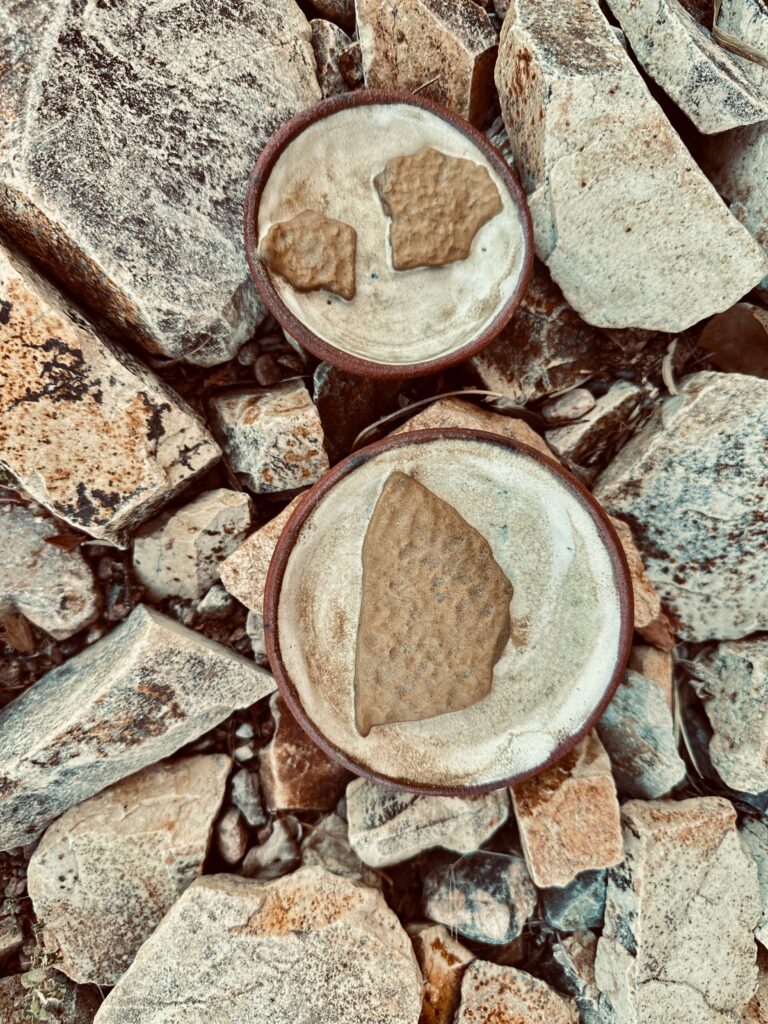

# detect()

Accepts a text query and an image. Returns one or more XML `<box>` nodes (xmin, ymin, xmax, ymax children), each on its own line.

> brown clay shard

<box><xmin>260</xmin><ymin>210</ymin><xmax>357</xmax><ymax>300</ymax></box>
<box><xmin>374</xmin><ymin>147</ymin><xmax>503</xmax><ymax>271</ymax></box>
<box><xmin>354</xmin><ymin>471</ymin><xmax>513</xmax><ymax>736</ymax></box>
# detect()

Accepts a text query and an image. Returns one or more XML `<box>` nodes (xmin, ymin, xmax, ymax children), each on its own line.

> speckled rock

<box><xmin>512</xmin><ymin>732</ymin><xmax>623</xmax><ymax>888</ymax></box>
<box><xmin>0</xmin><ymin>239</ymin><xmax>220</xmax><ymax>545</ymax></box>
<box><xmin>27</xmin><ymin>755</ymin><xmax>229</xmax><ymax>986</ymax></box>
<box><xmin>545</xmin><ymin>382</ymin><xmax>643</xmax><ymax>467</ymax></box>
<box><xmin>610</xmin><ymin>517</ymin><xmax>675</xmax><ymax>651</ymax></box>
<box><xmin>339</xmin><ymin>40</ymin><xmax>365</xmax><ymax>87</ymax></box>
<box><xmin>541</xmin><ymin>870</ymin><xmax>608</xmax><ymax>933</ymax></box>
<box><xmin>311</xmin><ymin>19</ymin><xmax>353</xmax><ymax>97</ymax></box>
<box><xmin>0</xmin><ymin>0</ymin><xmax>321</xmax><ymax>364</ymax></box>
<box><xmin>0</xmin><ymin>604</ymin><xmax>274</xmax><ymax>851</ymax></box>
<box><xmin>550</xmin><ymin>932</ymin><xmax>602</xmax><ymax>1024</ymax></box>
<box><xmin>740</xmin><ymin>818</ymin><xmax>768</xmax><ymax>949</ymax></box>
<box><xmin>355</xmin><ymin>0</ymin><xmax>498</xmax><ymax>125</ymax></box>
<box><xmin>595</xmin><ymin>372</ymin><xmax>768</xmax><ymax>641</ymax></box>
<box><xmin>215</xmin><ymin>806</ymin><xmax>249</xmax><ymax>865</ymax></box>
<box><xmin>0</xmin><ymin>504</ymin><xmax>99</xmax><ymax>639</ymax></box>
<box><xmin>455</xmin><ymin>961</ymin><xmax>578</xmax><ymax>1024</ymax></box>
<box><xmin>313</xmin><ymin>361</ymin><xmax>402</xmax><ymax>464</ymax></box>
<box><xmin>209</xmin><ymin>380</ymin><xmax>329</xmax><ymax>494</ymax></box>
<box><xmin>301</xmin><ymin>811</ymin><xmax>382</xmax><ymax>888</ymax></box>
<box><xmin>231</xmin><ymin>768</ymin><xmax>267</xmax><ymax>828</ymax></box>
<box><xmin>347</xmin><ymin>777</ymin><xmax>509</xmax><ymax>868</ymax></box>
<box><xmin>629</xmin><ymin>645</ymin><xmax>674</xmax><ymax>709</ymax></box>
<box><xmin>496</xmin><ymin>0</ymin><xmax>767</xmax><ymax>331</ymax></box>
<box><xmin>241</xmin><ymin>817</ymin><xmax>302</xmax><ymax>880</ymax></box>
<box><xmin>595</xmin><ymin>798</ymin><xmax>761</xmax><ymax>1024</ymax></box>
<box><xmin>410</xmin><ymin>924</ymin><xmax>474</xmax><ymax>1024</ymax></box>
<box><xmin>0</xmin><ymin>973</ymin><xmax>99</xmax><ymax>1024</ymax></box>
<box><xmin>94</xmin><ymin>867</ymin><xmax>423</xmax><ymax>1024</ymax></box>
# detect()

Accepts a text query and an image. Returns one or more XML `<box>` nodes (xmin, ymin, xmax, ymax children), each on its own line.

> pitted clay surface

<box><xmin>261</xmin><ymin>210</ymin><xmax>357</xmax><ymax>300</ymax></box>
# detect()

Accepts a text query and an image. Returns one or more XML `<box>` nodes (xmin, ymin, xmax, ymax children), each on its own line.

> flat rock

<box><xmin>355</xmin><ymin>0</ymin><xmax>498</xmax><ymax>125</ymax></box>
<box><xmin>94</xmin><ymin>867</ymin><xmax>423</xmax><ymax>1024</ymax></box>
<box><xmin>0</xmin><ymin>0</ymin><xmax>321</xmax><ymax>364</ymax></box>
<box><xmin>545</xmin><ymin>382</ymin><xmax>643</xmax><ymax>467</ymax></box>
<box><xmin>0</xmin><ymin>239</ymin><xmax>220</xmax><ymax>545</ymax></box>
<box><xmin>495</xmin><ymin>0</ymin><xmax>767</xmax><ymax>331</ymax></box>
<box><xmin>550</xmin><ymin>932</ymin><xmax>601</xmax><ymax>1024</ymax></box>
<box><xmin>311</xmin><ymin>20</ymin><xmax>353</xmax><ymax>97</ymax></box>
<box><xmin>261</xmin><ymin>210</ymin><xmax>357</xmax><ymax>300</ymax></box>
<box><xmin>595</xmin><ymin>797</ymin><xmax>761</xmax><ymax>1024</ymax></box>
<box><xmin>455</xmin><ymin>961</ymin><xmax>578</xmax><ymax>1024</ymax></box>
<box><xmin>740</xmin><ymin>818</ymin><xmax>768</xmax><ymax>950</ymax></box>
<box><xmin>346</xmin><ymin>777</ymin><xmax>509</xmax><ymax>867</ymax></box>
<box><xmin>0</xmin><ymin>504</ymin><xmax>99</xmax><ymax>639</ymax></box>
<box><xmin>0</xmin><ymin>603</ymin><xmax>274</xmax><ymax>850</ymax></box>
<box><xmin>610</xmin><ymin>517</ymin><xmax>676</xmax><ymax>651</ymax></box>
<box><xmin>27</xmin><ymin>755</ymin><xmax>230</xmax><ymax>986</ymax></box>
<box><xmin>209</xmin><ymin>380</ymin><xmax>329</xmax><ymax>494</ymax></box>
<box><xmin>628</xmin><ymin>645</ymin><xmax>674</xmax><ymax>709</ymax></box>
<box><xmin>594</xmin><ymin>371</ymin><xmax>768</xmax><ymax>642</ymax></box>
<box><xmin>0</xmin><ymin>973</ymin><xmax>99</xmax><ymax>1024</ymax></box>
<box><xmin>541</xmin><ymin>870</ymin><xmax>608</xmax><ymax>933</ymax></box>
<box><xmin>512</xmin><ymin>731</ymin><xmax>623</xmax><ymax>888</ymax></box>
<box><xmin>301</xmin><ymin>810</ymin><xmax>382</xmax><ymax>888</ymax></box>
<box><xmin>313</xmin><ymin>361</ymin><xmax>402</xmax><ymax>465</ymax></box>
<box><xmin>410</xmin><ymin>923</ymin><xmax>474</xmax><ymax>1024</ymax></box>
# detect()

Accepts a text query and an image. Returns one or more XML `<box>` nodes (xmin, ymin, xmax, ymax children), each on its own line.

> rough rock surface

<box><xmin>743</xmin><ymin>947</ymin><xmax>768</xmax><ymax>1024</ymax></box>
<box><xmin>339</xmin><ymin>40</ymin><xmax>365</xmax><ymax>87</ymax></box>
<box><xmin>261</xmin><ymin>210</ymin><xmax>358</xmax><ymax>300</ymax></box>
<box><xmin>410</xmin><ymin>924</ymin><xmax>474</xmax><ymax>1024</ymax></box>
<box><xmin>0</xmin><ymin>0</ymin><xmax>321</xmax><ymax>364</ymax></box>
<box><xmin>512</xmin><ymin>732</ymin><xmax>623</xmax><ymax>888</ymax></box>
<box><xmin>541</xmin><ymin>870</ymin><xmax>608</xmax><ymax>932</ymax></box>
<box><xmin>545</xmin><ymin>382</ymin><xmax>643</xmax><ymax>467</ymax></box>
<box><xmin>0</xmin><ymin>604</ymin><xmax>274</xmax><ymax>850</ymax></box>
<box><xmin>455</xmin><ymin>961</ymin><xmax>578</xmax><ymax>1024</ymax></box>
<box><xmin>221</xmin><ymin>495</ymin><xmax>303</xmax><ymax>611</ymax></box>
<box><xmin>595</xmin><ymin>798</ymin><xmax>761</xmax><ymax>1024</ymax></box>
<box><xmin>629</xmin><ymin>645</ymin><xmax>674</xmax><ymax>709</ymax></box>
<box><xmin>0</xmin><ymin>973</ymin><xmax>99</xmax><ymax>1024</ymax></box>
<box><xmin>610</xmin><ymin>517</ymin><xmax>675</xmax><ymax>651</ymax></box>
<box><xmin>715</xmin><ymin>0</ymin><xmax>768</xmax><ymax>64</ymax></box>
<box><xmin>94</xmin><ymin>867</ymin><xmax>423</xmax><ymax>1024</ymax></box>
<box><xmin>216</xmin><ymin>806</ymin><xmax>249</xmax><ymax>865</ymax></box>
<box><xmin>495</xmin><ymin>0</ymin><xmax>767</xmax><ymax>331</ymax></box>
<box><xmin>595</xmin><ymin>372</ymin><xmax>768</xmax><ymax>642</ymax></box>
<box><xmin>242</xmin><ymin>817</ymin><xmax>302</xmax><ymax>880</ymax></box>
<box><xmin>301</xmin><ymin>811</ymin><xmax>382</xmax><ymax>888</ymax></box>
<box><xmin>315</xmin><ymin>0</ymin><xmax>356</xmax><ymax>32</ymax></box>
<box><xmin>311</xmin><ymin>19</ymin><xmax>353</xmax><ymax>97</ymax></box>
<box><xmin>740</xmin><ymin>818</ymin><xmax>768</xmax><ymax>950</ymax></box>
<box><xmin>313</xmin><ymin>361</ymin><xmax>402</xmax><ymax>465</ymax></box>
<box><xmin>542</xmin><ymin>388</ymin><xmax>596</xmax><ymax>423</ymax></box>
<box><xmin>231</xmin><ymin>768</ymin><xmax>267</xmax><ymax>828</ymax></box>
<box><xmin>0</xmin><ymin>239</ymin><xmax>220</xmax><ymax>545</ymax></box>
<box><xmin>355</xmin><ymin>0</ymin><xmax>498</xmax><ymax>125</ymax></box>
<box><xmin>209</xmin><ymin>380</ymin><xmax>329</xmax><ymax>494</ymax></box>
<box><xmin>27</xmin><ymin>755</ymin><xmax>230</xmax><ymax>985</ymax></box>
<box><xmin>346</xmin><ymin>777</ymin><xmax>509</xmax><ymax>867</ymax></box>
<box><xmin>550</xmin><ymin>932</ymin><xmax>601</xmax><ymax>1024</ymax></box>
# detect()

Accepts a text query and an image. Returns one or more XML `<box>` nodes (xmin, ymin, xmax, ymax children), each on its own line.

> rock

<box><xmin>94</xmin><ymin>867</ymin><xmax>423</xmax><ymax>1024</ymax></box>
<box><xmin>609</xmin><ymin>517</ymin><xmax>676</xmax><ymax>651</ymax></box>
<box><xmin>220</xmin><ymin>496</ymin><xmax>302</xmax><ymax>612</ymax></box>
<box><xmin>315</xmin><ymin>0</ymin><xmax>356</xmax><ymax>32</ymax></box>
<box><xmin>628</xmin><ymin>644</ymin><xmax>674</xmax><ymax>709</ymax></box>
<box><xmin>311</xmin><ymin>20</ymin><xmax>353</xmax><ymax>97</ymax></box>
<box><xmin>260</xmin><ymin>692</ymin><xmax>352</xmax><ymax>812</ymax></box>
<box><xmin>424</xmin><ymin>851</ymin><xmax>536</xmax><ymax>945</ymax></box>
<box><xmin>313</xmin><ymin>361</ymin><xmax>402</xmax><ymax>464</ymax></box>
<box><xmin>511</xmin><ymin>732</ymin><xmax>623</xmax><ymax>888</ymax></box>
<box><xmin>595</xmin><ymin>372</ymin><xmax>768</xmax><ymax>641</ymax></box>
<box><xmin>246</xmin><ymin>609</ymin><xmax>270</xmax><ymax>664</ymax></box>
<box><xmin>743</xmin><ymin>946</ymin><xmax>768</xmax><ymax>1024</ymax></box>
<box><xmin>0</xmin><ymin>973</ymin><xmax>99</xmax><ymax>1024</ymax></box>
<box><xmin>216</xmin><ymin>806</ymin><xmax>249</xmax><ymax>865</ymax></box>
<box><xmin>0</xmin><ymin>239</ymin><xmax>220</xmax><ymax>546</ymax></box>
<box><xmin>455</xmin><ymin>961</ymin><xmax>578</xmax><ymax>1024</ymax></box>
<box><xmin>690</xmin><ymin>636</ymin><xmax>768</xmax><ymax>793</ymax></box>
<box><xmin>740</xmin><ymin>818</ymin><xmax>768</xmax><ymax>950</ymax></box>
<box><xmin>550</xmin><ymin>932</ymin><xmax>602</xmax><ymax>1024</ymax></box>
<box><xmin>597</xmin><ymin>670</ymin><xmax>686</xmax><ymax>800</ymax></box>
<box><xmin>0</xmin><ymin>604</ymin><xmax>274</xmax><ymax>850</ymax></box>
<box><xmin>27</xmin><ymin>755</ymin><xmax>229</xmax><ymax>986</ymax></box>
<box><xmin>595</xmin><ymin>797</ymin><xmax>761</xmax><ymax>1024</ymax></box>
<box><xmin>0</xmin><ymin>916</ymin><xmax>22</xmax><ymax>964</ymax></box>
<box><xmin>132</xmin><ymin>489</ymin><xmax>252</xmax><ymax>601</ymax></box>
<box><xmin>231</xmin><ymin>768</ymin><xmax>267</xmax><ymax>828</ymax></box>
<box><xmin>541</xmin><ymin>870</ymin><xmax>608</xmax><ymax>933</ymax></box>
<box><xmin>0</xmin><ymin>0</ymin><xmax>321</xmax><ymax>364</ymax></box>
<box><xmin>301</xmin><ymin>810</ymin><xmax>381</xmax><ymax>888</ymax></box>
<box><xmin>209</xmin><ymin>381</ymin><xmax>329</xmax><ymax>495</ymax></box>
<box><xmin>346</xmin><ymin>777</ymin><xmax>509</xmax><ymax>868</ymax></box>
<box><xmin>715</xmin><ymin>0</ymin><xmax>768</xmax><ymax>77</ymax></box>
<box><xmin>261</xmin><ymin>210</ymin><xmax>358</xmax><ymax>300</ymax></box>
<box><xmin>355</xmin><ymin>0</ymin><xmax>498</xmax><ymax>125</ymax></box>
<box><xmin>242</xmin><ymin>817</ymin><xmax>302</xmax><ymax>880</ymax></box>
<box><xmin>541</xmin><ymin>389</ymin><xmax>596</xmax><ymax>423</ymax></box>
<box><xmin>410</xmin><ymin>924</ymin><xmax>474</xmax><ymax>1024</ymax></box>
<box><xmin>0</xmin><ymin>505</ymin><xmax>99</xmax><ymax>639</ymax></box>
<box><xmin>339</xmin><ymin>40</ymin><xmax>365</xmax><ymax>87</ymax></box>
<box><xmin>606</xmin><ymin>0</ymin><xmax>768</xmax><ymax>134</ymax></box>
<box><xmin>698</xmin><ymin>303</ymin><xmax>768</xmax><ymax>378</ymax></box>
<box><xmin>196</xmin><ymin>583</ymin><xmax>237</xmax><ymax>619</ymax></box>
<box><xmin>545</xmin><ymin>382</ymin><xmax>643</xmax><ymax>468</ymax></box>
<box><xmin>495</xmin><ymin>0</ymin><xmax>768</xmax><ymax>331</ymax></box>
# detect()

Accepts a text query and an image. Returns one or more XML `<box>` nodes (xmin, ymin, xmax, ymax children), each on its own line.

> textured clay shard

<box><xmin>374</xmin><ymin>147</ymin><xmax>503</xmax><ymax>271</ymax></box>
<box><xmin>261</xmin><ymin>210</ymin><xmax>357</xmax><ymax>300</ymax></box>
<box><xmin>354</xmin><ymin>471</ymin><xmax>513</xmax><ymax>736</ymax></box>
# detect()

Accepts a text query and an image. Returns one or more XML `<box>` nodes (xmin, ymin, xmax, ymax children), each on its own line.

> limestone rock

<box><xmin>355</xmin><ymin>0</ymin><xmax>498</xmax><ymax>125</ymax></box>
<box><xmin>410</xmin><ymin>924</ymin><xmax>474</xmax><ymax>1024</ymax></box>
<box><xmin>216</xmin><ymin>806</ymin><xmax>249</xmax><ymax>865</ymax></box>
<box><xmin>346</xmin><ymin>777</ymin><xmax>509</xmax><ymax>868</ymax></box>
<box><xmin>495</xmin><ymin>0</ymin><xmax>768</xmax><ymax>331</ymax></box>
<box><xmin>0</xmin><ymin>604</ymin><xmax>274</xmax><ymax>850</ymax></box>
<box><xmin>512</xmin><ymin>732</ymin><xmax>623</xmax><ymax>888</ymax></box>
<box><xmin>231</xmin><ymin>768</ymin><xmax>267</xmax><ymax>827</ymax></box>
<box><xmin>261</xmin><ymin>210</ymin><xmax>357</xmax><ymax>301</ymax></box>
<box><xmin>27</xmin><ymin>755</ymin><xmax>229</xmax><ymax>986</ymax></box>
<box><xmin>311</xmin><ymin>20</ymin><xmax>353</xmax><ymax>97</ymax></box>
<box><xmin>209</xmin><ymin>381</ymin><xmax>329</xmax><ymax>494</ymax></box>
<box><xmin>241</xmin><ymin>817</ymin><xmax>301</xmax><ymax>880</ymax></box>
<box><xmin>610</xmin><ymin>517</ymin><xmax>675</xmax><ymax>651</ymax></box>
<box><xmin>94</xmin><ymin>867</ymin><xmax>423</xmax><ymax>1024</ymax></box>
<box><xmin>550</xmin><ymin>932</ymin><xmax>602</xmax><ymax>1024</ymax></box>
<box><xmin>629</xmin><ymin>645</ymin><xmax>674</xmax><ymax>710</ymax></box>
<box><xmin>740</xmin><ymin>818</ymin><xmax>768</xmax><ymax>949</ymax></box>
<box><xmin>0</xmin><ymin>0</ymin><xmax>321</xmax><ymax>364</ymax></box>
<box><xmin>455</xmin><ymin>961</ymin><xmax>578</xmax><ymax>1024</ymax></box>
<box><xmin>221</xmin><ymin>496</ymin><xmax>302</xmax><ymax>611</ymax></box>
<box><xmin>0</xmin><ymin>239</ymin><xmax>220</xmax><ymax>545</ymax></box>
<box><xmin>541</xmin><ymin>870</ymin><xmax>608</xmax><ymax>933</ymax></box>
<box><xmin>545</xmin><ymin>382</ymin><xmax>643</xmax><ymax>467</ymax></box>
<box><xmin>301</xmin><ymin>811</ymin><xmax>381</xmax><ymax>888</ymax></box>
<box><xmin>595</xmin><ymin>798</ymin><xmax>761</xmax><ymax>1024</ymax></box>
<box><xmin>0</xmin><ymin>505</ymin><xmax>99</xmax><ymax>639</ymax></box>
<box><xmin>0</xmin><ymin>973</ymin><xmax>99</xmax><ymax>1024</ymax></box>
<box><xmin>595</xmin><ymin>372</ymin><xmax>768</xmax><ymax>641</ymax></box>
<box><xmin>313</xmin><ymin>361</ymin><xmax>402</xmax><ymax>464</ymax></box>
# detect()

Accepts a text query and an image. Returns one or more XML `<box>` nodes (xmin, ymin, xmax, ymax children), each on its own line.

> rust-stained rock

<box><xmin>311</xmin><ymin>20</ymin><xmax>353</xmax><ymax>97</ymax></box>
<box><xmin>545</xmin><ymin>382</ymin><xmax>644</xmax><ymax>468</ymax></box>
<box><xmin>629</xmin><ymin>644</ymin><xmax>674</xmax><ymax>709</ymax></box>
<box><xmin>375</xmin><ymin>148</ymin><xmax>502</xmax><ymax>271</ymax></box>
<box><xmin>261</xmin><ymin>210</ymin><xmax>357</xmax><ymax>300</ymax></box>
<box><xmin>0</xmin><ymin>973</ymin><xmax>99</xmax><ymax>1024</ymax></box>
<box><xmin>455</xmin><ymin>961</ymin><xmax>578</xmax><ymax>1024</ymax></box>
<box><xmin>354</xmin><ymin>470</ymin><xmax>513</xmax><ymax>735</ymax></box>
<box><xmin>610</xmin><ymin>516</ymin><xmax>675</xmax><ymax>651</ymax></box>
<box><xmin>410</xmin><ymin>924</ymin><xmax>474</xmax><ymax>1024</ymax></box>
<box><xmin>743</xmin><ymin>946</ymin><xmax>768</xmax><ymax>1024</ymax></box>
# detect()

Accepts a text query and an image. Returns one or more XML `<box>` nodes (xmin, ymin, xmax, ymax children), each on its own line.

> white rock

<box><xmin>542</xmin><ymin>388</ymin><xmax>597</xmax><ymax>423</ymax></box>
<box><xmin>27</xmin><ymin>755</ymin><xmax>230</xmax><ymax>986</ymax></box>
<box><xmin>241</xmin><ymin>817</ymin><xmax>301</xmax><ymax>880</ymax></box>
<box><xmin>216</xmin><ymin>806</ymin><xmax>249</xmax><ymax>865</ymax></box>
<box><xmin>740</xmin><ymin>818</ymin><xmax>768</xmax><ymax>949</ymax></box>
<box><xmin>196</xmin><ymin>583</ymin><xmax>236</xmax><ymax>619</ymax></box>
<box><xmin>221</xmin><ymin>496</ymin><xmax>302</xmax><ymax>611</ymax></box>
<box><xmin>231</xmin><ymin>768</ymin><xmax>267</xmax><ymax>827</ymax></box>
<box><xmin>715</xmin><ymin>0</ymin><xmax>768</xmax><ymax>85</ymax></box>
<box><xmin>455</xmin><ymin>961</ymin><xmax>578</xmax><ymax>1024</ymax></box>
<box><xmin>301</xmin><ymin>811</ymin><xmax>381</xmax><ymax>889</ymax></box>
<box><xmin>545</xmin><ymin>382</ymin><xmax>643</xmax><ymax>466</ymax></box>
<box><xmin>550</xmin><ymin>932</ymin><xmax>602</xmax><ymax>1024</ymax></box>
<box><xmin>94</xmin><ymin>867</ymin><xmax>423</xmax><ymax>1024</ymax></box>
<box><xmin>0</xmin><ymin>604</ymin><xmax>274</xmax><ymax>850</ymax></box>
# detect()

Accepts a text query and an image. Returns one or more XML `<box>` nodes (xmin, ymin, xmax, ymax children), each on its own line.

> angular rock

<box><xmin>740</xmin><ymin>818</ymin><xmax>768</xmax><ymax>950</ymax></box>
<box><xmin>220</xmin><ymin>496</ymin><xmax>302</xmax><ymax>612</ymax></box>
<box><xmin>550</xmin><ymin>932</ymin><xmax>601</xmax><ymax>1024</ymax></box>
<box><xmin>598</xmin><ymin>670</ymin><xmax>686</xmax><ymax>800</ymax></box>
<box><xmin>301</xmin><ymin>811</ymin><xmax>382</xmax><ymax>888</ymax></box>
<box><xmin>496</xmin><ymin>0</ymin><xmax>767</xmax><ymax>331</ymax></box>
<box><xmin>410</xmin><ymin>923</ymin><xmax>474</xmax><ymax>1024</ymax></box>
<box><xmin>0</xmin><ymin>239</ymin><xmax>220</xmax><ymax>545</ymax></box>
<box><xmin>355</xmin><ymin>0</ymin><xmax>498</xmax><ymax>125</ymax></box>
<box><xmin>0</xmin><ymin>504</ymin><xmax>99</xmax><ymax>639</ymax></box>
<box><xmin>511</xmin><ymin>732</ymin><xmax>623</xmax><ymax>888</ymax></box>
<box><xmin>0</xmin><ymin>0</ymin><xmax>321</xmax><ymax>364</ymax></box>
<box><xmin>216</xmin><ymin>806</ymin><xmax>249</xmax><ymax>865</ymax></box>
<box><xmin>610</xmin><ymin>517</ymin><xmax>675</xmax><ymax>651</ymax></box>
<box><xmin>0</xmin><ymin>604</ymin><xmax>274</xmax><ymax>850</ymax></box>
<box><xmin>595</xmin><ymin>798</ymin><xmax>761</xmax><ymax>1024</ymax></box>
<box><xmin>541</xmin><ymin>870</ymin><xmax>608</xmax><ymax>933</ymax></box>
<box><xmin>595</xmin><ymin>372</ymin><xmax>768</xmax><ymax>641</ymax></box>
<box><xmin>246</xmin><ymin>609</ymin><xmax>270</xmax><ymax>664</ymax></box>
<box><xmin>545</xmin><ymin>382</ymin><xmax>643</xmax><ymax>467</ymax></box>
<box><xmin>715</xmin><ymin>0</ymin><xmax>768</xmax><ymax>76</ymax></box>
<box><xmin>94</xmin><ymin>867</ymin><xmax>423</xmax><ymax>1024</ymax></box>
<box><xmin>209</xmin><ymin>380</ymin><xmax>329</xmax><ymax>494</ymax></box>
<box><xmin>313</xmin><ymin>361</ymin><xmax>402</xmax><ymax>465</ymax></box>
<box><xmin>743</xmin><ymin>946</ymin><xmax>768</xmax><ymax>1024</ymax></box>
<box><xmin>27</xmin><ymin>755</ymin><xmax>229</xmax><ymax>986</ymax></box>
<box><xmin>339</xmin><ymin>40</ymin><xmax>365</xmax><ymax>87</ymax></box>
<box><xmin>231</xmin><ymin>768</ymin><xmax>267</xmax><ymax>828</ymax></box>
<box><xmin>0</xmin><ymin>973</ymin><xmax>99</xmax><ymax>1024</ymax></box>
<box><xmin>241</xmin><ymin>817</ymin><xmax>301</xmax><ymax>880</ymax></box>
<box><xmin>455</xmin><ymin>961</ymin><xmax>577</xmax><ymax>1024</ymax></box>
<box><xmin>424</xmin><ymin>851</ymin><xmax>536</xmax><ymax>945</ymax></box>
<box><xmin>628</xmin><ymin>644</ymin><xmax>674</xmax><ymax>709</ymax></box>
<box><xmin>347</xmin><ymin>777</ymin><xmax>509</xmax><ymax>868</ymax></box>
<box><xmin>196</xmin><ymin>582</ymin><xmax>237</xmax><ymax>619</ymax></box>
<box><xmin>311</xmin><ymin>19</ymin><xmax>353</xmax><ymax>97</ymax></box>
<box><xmin>261</xmin><ymin>210</ymin><xmax>358</xmax><ymax>300</ymax></box>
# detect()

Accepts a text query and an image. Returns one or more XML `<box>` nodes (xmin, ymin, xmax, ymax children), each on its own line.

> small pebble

<box><xmin>254</xmin><ymin>353</ymin><xmax>282</xmax><ymax>386</ymax></box>
<box><xmin>541</xmin><ymin>388</ymin><xmax>596</xmax><ymax>423</ymax></box>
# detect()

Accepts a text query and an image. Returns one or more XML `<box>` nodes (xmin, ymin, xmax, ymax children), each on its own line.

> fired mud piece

<box><xmin>261</xmin><ymin>210</ymin><xmax>357</xmax><ymax>300</ymax></box>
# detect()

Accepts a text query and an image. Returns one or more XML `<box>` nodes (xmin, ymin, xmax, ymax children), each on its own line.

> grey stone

<box><xmin>550</xmin><ymin>932</ymin><xmax>602</xmax><ymax>1024</ymax></box>
<box><xmin>246</xmin><ymin>609</ymin><xmax>270</xmax><ymax>665</ymax></box>
<box><xmin>714</xmin><ymin>0</ymin><xmax>768</xmax><ymax>83</ymax></box>
<box><xmin>0</xmin><ymin>972</ymin><xmax>99</xmax><ymax>1024</ymax></box>
<box><xmin>541</xmin><ymin>871</ymin><xmax>608</xmax><ymax>933</ymax></box>
<box><xmin>542</xmin><ymin>389</ymin><xmax>597</xmax><ymax>423</ymax></box>
<box><xmin>740</xmin><ymin>818</ymin><xmax>768</xmax><ymax>949</ymax></box>
<box><xmin>302</xmin><ymin>811</ymin><xmax>382</xmax><ymax>888</ymax></box>
<box><xmin>594</xmin><ymin>371</ymin><xmax>768</xmax><ymax>642</ymax></box>
<box><xmin>242</xmin><ymin>817</ymin><xmax>301</xmax><ymax>880</ymax></box>
<box><xmin>0</xmin><ymin>604</ymin><xmax>274</xmax><ymax>850</ymax></box>
<box><xmin>314</xmin><ymin>0</ymin><xmax>356</xmax><ymax>32</ymax></box>
<box><xmin>0</xmin><ymin>916</ymin><xmax>22</xmax><ymax>964</ymax></box>
<box><xmin>196</xmin><ymin>583</ymin><xmax>237</xmax><ymax>619</ymax></box>
<box><xmin>0</xmin><ymin>0</ymin><xmax>321</xmax><ymax>364</ymax></box>
<box><xmin>215</xmin><ymin>806</ymin><xmax>249</xmax><ymax>865</ymax></box>
<box><xmin>311</xmin><ymin>20</ymin><xmax>353</xmax><ymax>97</ymax></box>
<box><xmin>455</xmin><ymin>961</ymin><xmax>578</xmax><ymax>1024</ymax></box>
<box><xmin>409</xmin><ymin>924</ymin><xmax>473</xmax><ymax>1024</ymax></box>
<box><xmin>545</xmin><ymin>382</ymin><xmax>644</xmax><ymax>467</ymax></box>
<box><xmin>231</xmin><ymin>768</ymin><xmax>267</xmax><ymax>828</ymax></box>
